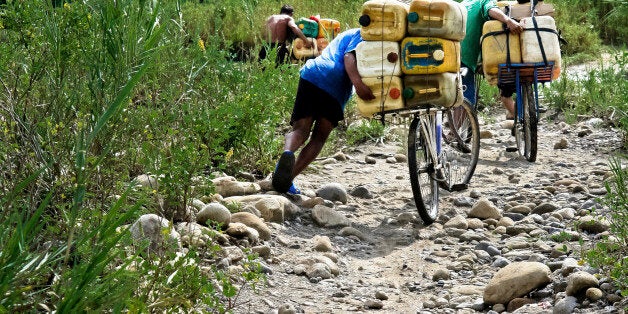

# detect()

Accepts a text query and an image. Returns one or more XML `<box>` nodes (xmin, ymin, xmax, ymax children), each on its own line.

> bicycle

<box><xmin>374</xmin><ymin>74</ymin><xmax>480</xmax><ymax>224</ymax></box>
<box><xmin>498</xmin><ymin>62</ymin><xmax>554</xmax><ymax>162</ymax></box>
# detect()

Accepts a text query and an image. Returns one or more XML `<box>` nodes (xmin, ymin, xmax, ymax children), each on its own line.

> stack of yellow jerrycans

<box><xmin>481</xmin><ymin>1</ymin><xmax>561</xmax><ymax>85</ymax></box>
<box><xmin>355</xmin><ymin>0</ymin><xmax>467</xmax><ymax>118</ymax></box>
<box><xmin>355</xmin><ymin>0</ymin><xmax>408</xmax><ymax>117</ymax></box>
<box><xmin>293</xmin><ymin>16</ymin><xmax>341</xmax><ymax>61</ymax></box>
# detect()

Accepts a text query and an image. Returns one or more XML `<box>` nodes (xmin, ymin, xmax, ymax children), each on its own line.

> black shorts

<box><xmin>498</xmin><ymin>83</ymin><xmax>516</xmax><ymax>98</ymax></box>
<box><xmin>291</xmin><ymin>78</ymin><xmax>344</xmax><ymax>127</ymax></box>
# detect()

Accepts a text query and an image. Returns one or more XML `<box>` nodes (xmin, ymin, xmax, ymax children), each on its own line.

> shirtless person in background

<box><xmin>259</xmin><ymin>4</ymin><xmax>312</xmax><ymax>65</ymax></box>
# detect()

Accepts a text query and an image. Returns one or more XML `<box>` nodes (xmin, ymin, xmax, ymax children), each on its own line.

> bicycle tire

<box><xmin>442</xmin><ymin>100</ymin><xmax>480</xmax><ymax>189</ymax></box>
<box><xmin>514</xmin><ymin>83</ymin><xmax>538</xmax><ymax>162</ymax></box>
<box><xmin>408</xmin><ymin>115</ymin><xmax>439</xmax><ymax>224</ymax></box>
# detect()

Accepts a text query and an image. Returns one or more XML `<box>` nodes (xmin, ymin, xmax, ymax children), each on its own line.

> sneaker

<box><xmin>287</xmin><ymin>182</ymin><xmax>301</xmax><ymax>195</ymax></box>
<box><xmin>272</xmin><ymin>151</ymin><xmax>295</xmax><ymax>193</ymax></box>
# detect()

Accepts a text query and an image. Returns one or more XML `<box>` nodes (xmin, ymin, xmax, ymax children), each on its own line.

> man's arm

<box><xmin>287</xmin><ymin>18</ymin><xmax>313</xmax><ymax>48</ymax></box>
<box><xmin>488</xmin><ymin>7</ymin><xmax>524</xmax><ymax>34</ymax></box>
<box><xmin>344</xmin><ymin>52</ymin><xmax>375</xmax><ymax>100</ymax></box>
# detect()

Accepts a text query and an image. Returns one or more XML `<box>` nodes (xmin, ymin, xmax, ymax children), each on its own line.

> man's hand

<box><xmin>505</xmin><ymin>17</ymin><xmax>524</xmax><ymax>34</ymax></box>
<box><xmin>355</xmin><ymin>82</ymin><xmax>375</xmax><ymax>100</ymax></box>
<box><xmin>303</xmin><ymin>38</ymin><xmax>313</xmax><ymax>49</ymax></box>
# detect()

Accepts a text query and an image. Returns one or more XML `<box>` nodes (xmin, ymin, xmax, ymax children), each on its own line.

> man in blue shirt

<box><xmin>272</xmin><ymin>28</ymin><xmax>375</xmax><ymax>194</ymax></box>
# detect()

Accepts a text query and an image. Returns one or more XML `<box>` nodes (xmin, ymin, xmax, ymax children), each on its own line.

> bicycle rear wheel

<box><xmin>408</xmin><ymin>115</ymin><xmax>439</xmax><ymax>224</ymax></box>
<box><xmin>442</xmin><ymin>100</ymin><xmax>480</xmax><ymax>190</ymax></box>
<box><xmin>514</xmin><ymin>83</ymin><xmax>538</xmax><ymax>162</ymax></box>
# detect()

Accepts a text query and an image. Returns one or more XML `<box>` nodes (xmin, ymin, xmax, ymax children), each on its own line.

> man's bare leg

<box><xmin>293</xmin><ymin>118</ymin><xmax>334</xmax><ymax>177</ymax></box>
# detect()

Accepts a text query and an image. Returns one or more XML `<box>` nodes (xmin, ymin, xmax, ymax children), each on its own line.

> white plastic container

<box><xmin>356</xmin><ymin>76</ymin><xmax>404</xmax><ymax>117</ymax></box>
<box><xmin>520</xmin><ymin>16</ymin><xmax>561</xmax><ymax>79</ymax></box>
<box><xmin>356</xmin><ymin>41</ymin><xmax>402</xmax><ymax>77</ymax></box>
<box><xmin>407</xmin><ymin>0</ymin><xmax>467</xmax><ymax>41</ymax></box>
<box><xmin>402</xmin><ymin>72</ymin><xmax>463</xmax><ymax>108</ymax></box>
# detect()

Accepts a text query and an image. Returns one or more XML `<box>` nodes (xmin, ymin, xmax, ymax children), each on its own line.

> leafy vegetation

<box><xmin>585</xmin><ymin>158</ymin><xmax>628</xmax><ymax>297</ymax></box>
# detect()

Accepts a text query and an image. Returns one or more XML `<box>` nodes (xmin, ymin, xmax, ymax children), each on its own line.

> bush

<box><xmin>584</xmin><ymin>157</ymin><xmax>628</xmax><ymax>297</ymax></box>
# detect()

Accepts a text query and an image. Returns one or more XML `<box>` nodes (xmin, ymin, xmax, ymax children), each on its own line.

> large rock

<box><xmin>197</xmin><ymin>202</ymin><xmax>231</xmax><ymax>228</ymax></box>
<box><xmin>566</xmin><ymin>271</ymin><xmax>599</xmax><ymax>296</ymax></box>
<box><xmin>212</xmin><ymin>176</ymin><xmax>261</xmax><ymax>197</ymax></box>
<box><xmin>130</xmin><ymin>214</ymin><xmax>181</xmax><ymax>255</ymax></box>
<box><xmin>316</xmin><ymin>183</ymin><xmax>348</xmax><ymax>204</ymax></box>
<box><xmin>311</xmin><ymin>205</ymin><xmax>351</xmax><ymax>228</ymax></box>
<box><xmin>483</xmin><ymin>262</ymin><xmax>552</xmax><ymax>305</ymax></box>
<box><xmin>576</xmin><ymin>215</ymin><xmax>610</xmax><ymax>234</ymax></box>
<box><xmin>255</xmin><ymin>197</ymin><xmax>284</xmax><ymax>223</ymax></box>
<box><xmin>468</xmin><ymin>198</ymin><xmax>502</xmax><ymax>220</ymax></box>
<box><xmin>230</xmin><ymin>212</ymin><xmax>271</xmax><ymax>241</ymax></box>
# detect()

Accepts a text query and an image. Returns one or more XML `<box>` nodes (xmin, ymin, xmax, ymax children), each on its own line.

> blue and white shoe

<box><xmin>287</xmin><ymin>182</ymin><xmax>301</xmax><ymax>195</ymax></box>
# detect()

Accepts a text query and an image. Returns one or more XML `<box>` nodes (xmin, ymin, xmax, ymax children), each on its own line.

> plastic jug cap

<box><xmin>433</xmin><ymin>49</ymin><xmax>445</xmax><ymax>61</ymax></box>
<box><xmin>359</xmin><ymin>15</ymin><xmax>371</xmax><ymax>27</ymax></box>
<box><xmin>389</xmin><ymin>88</ymin><xmax>401</xmax><ymax>99</ymax></box>
<box><xmin>407</xmin><ymin>12</ymin><xmax>419</xmax><ymax>23</ymax></box>
<box><xmin>387</xmin><ymin>52</ymin><xmax>398</xmax><ymax>63</ymax></box>
<box><xmin>402</xmin><ymin>88</ymin><xmax>415</xmax><ymax>99</ymax></box>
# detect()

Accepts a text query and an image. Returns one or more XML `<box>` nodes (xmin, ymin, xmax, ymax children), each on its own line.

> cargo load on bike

<box><xmin>353</xmin><ymin>0</ymin><xmax>481</xmax><ymax>224</ymax></box>
<box><xmin>480</xmin><ymin>0</ymin><xmax>564</xmax><ymax>162</ymax></box>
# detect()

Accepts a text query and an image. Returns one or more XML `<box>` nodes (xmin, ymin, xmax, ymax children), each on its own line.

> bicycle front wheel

<box><xmin>408</xmin><ymin>115</ymin><xmax>439</xmax><ymax>225</ymax></box>
<box><xmin>514</xmin><ymin>83</ymin><xmax>538</xmax><ymax>162</ymax></box>
<box><xmin>442</xmin><ymin>100</ymin><xmax>480</xmax><ymax>190</ymax></box>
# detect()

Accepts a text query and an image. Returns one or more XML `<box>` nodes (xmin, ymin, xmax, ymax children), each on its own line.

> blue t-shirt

<box><xmin>300</xmin><ymin>28</ymin><xmax>363</xmax><ymax>109</ymax></box>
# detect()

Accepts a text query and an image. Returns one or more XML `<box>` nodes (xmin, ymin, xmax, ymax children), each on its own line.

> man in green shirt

<box><xmin>459</xmin><ymin>0</ymin><xmax>523</xmax><ymax>119</ymax></box>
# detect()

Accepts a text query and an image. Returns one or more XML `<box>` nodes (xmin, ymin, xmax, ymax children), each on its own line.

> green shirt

<box><xmin>459</xmin><ymin>0</ymin><xmax>497</xmax><ymax>71</ymax></box>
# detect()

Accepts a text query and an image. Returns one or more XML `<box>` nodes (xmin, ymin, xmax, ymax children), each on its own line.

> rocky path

<box><xmin>227</xmin><ymin>106</ymin><xmax>627</xmax><ymax>314</ymax></box>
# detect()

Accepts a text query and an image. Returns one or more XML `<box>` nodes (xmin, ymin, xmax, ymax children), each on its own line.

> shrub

<box><xmin>584</xmin><ymin>157</ymin><xmax>628</xmax><ymax>297</ymax></box>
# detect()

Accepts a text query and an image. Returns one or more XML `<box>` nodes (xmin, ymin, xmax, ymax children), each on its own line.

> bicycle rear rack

<box><xmin>497</xmin><ymin>62</ymin><xmax>554</xmax><ymax>85</ymax></box>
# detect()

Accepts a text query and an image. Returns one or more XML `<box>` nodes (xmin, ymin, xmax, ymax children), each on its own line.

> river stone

<box><xmin>338</xmin><ymin>226</ymin><xmax>367</xmax><ymax>240</ymax></box>
<box><xmin>134</xmin><ymin>174</ymin><xmax>159</xmax><ymax>190</ymax></box>
<box><xmin>586</xmin><ymin>287</ymin><xmax>604</xmax><ymax>301</ymax></box>
<box><xmin>213</xmin><ymin>176</ymin><xmax>261</xmax><ymax>197</ymax></box>
<box><xmin>444</xmin><ymin>215</ymin><xmax>468</xmax><ymax>229</ymax></box>
<box><xmin>483</xmin><ymin>262</ymin><xmax>552</xmax><ymax>305</ymax></box>
<box><xmin>312</xmin><ymin>235</ymin><xmax>333</xmax><ymax>252</ymax></box>
<box><xmin>175</xmin><ymin>222</ymin><xmax>213</xmax><ymax>247</ymax></box>
<box><xmin>130</xmin><ymin>214</ymin><xmax>181</xmax><ymax>255</ymax></box>
<box><xmin>255</xmin><ymin>197</ymin><xmax>284</xmax><ymax>223</ymax></box>
<box><xmin>566</xmin><ymin>271</ymin><xmax>599</xmax><ymax>296</ymax></box>
<box><xmin>553</xmin><ymin>296</ymin><xmax>577</xmax><ymax>314</ymax></box>
<box><xmin>311</xmin><ymin>205</ymin><xmax>351</xmax><ymax>228</ymax></box>
<box><xmin>230</xmin><ymin>212</ymin><xmax>271</xmax><ymax>241</ymax></box>
<box><xmin>468</xmin><ymin>198</ymin><xmax>502</xmax><ymax>220</ymax></box>
<box><xmin>316</xmin><ymin>183</ymin><xmax>348</xmax><ymax>204</ymax></box>
<box><xmin>197</xmin><ymin>202</ymin><xmax>231</xmax><ymax>227</ymax></box>
<box><xmin>576</xmin><ymin>215</ymin><xmax>610</xmax><ymax>234</ymax></box>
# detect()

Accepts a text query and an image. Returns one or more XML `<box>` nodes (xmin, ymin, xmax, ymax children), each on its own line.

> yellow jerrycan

<box><xmin>317</xmin><ymin>18</ymin><xmax>341</xmax><ymax>39</ymax></box>
<box><xmin>521</xmin><ymin>16</ymin><xmax>561</xmax><ymax>80</ymax></box>
<box><xmin>407</xmin><ymin>0</ymin><xmax>467</xmax><ymax>41</ymax></box>
<box><xmin>402</xmin><ymin>73</ymin><xmax>463</xmax><ymax>109</ymax></box>
<box><xmin>292</xmin><ymin>38</ymin><xmax>318</xmax><ymax>60</ymax></box>
<box><xmin>401</xmin><ymin>37</ymin><xmax>460</xmax><ymax>74</ymax></box>
<box><xmin>356</xmin><ymin>41</ymin><xmax>402</xmax><ymax>77</ymax></box>
<box><xmin>359</xmin><ymin>0</ymin><xmax>409</xmax><ymax>42</ymax></box>
<box><xmin>481</xmin><ymin>20</ymin><xmax>522</xmax><ymax>81</ymax></box>
<box><xmin>356</xmin><ymin>76</ymin><xmax>404</xmax><ymax>118</ymax></box>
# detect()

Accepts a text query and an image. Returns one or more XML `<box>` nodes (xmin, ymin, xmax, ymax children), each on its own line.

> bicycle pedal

<box><xmin>505</xmin><ymin>146</ymin><xmax>518</xmax><ymax>152</ymax></box>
